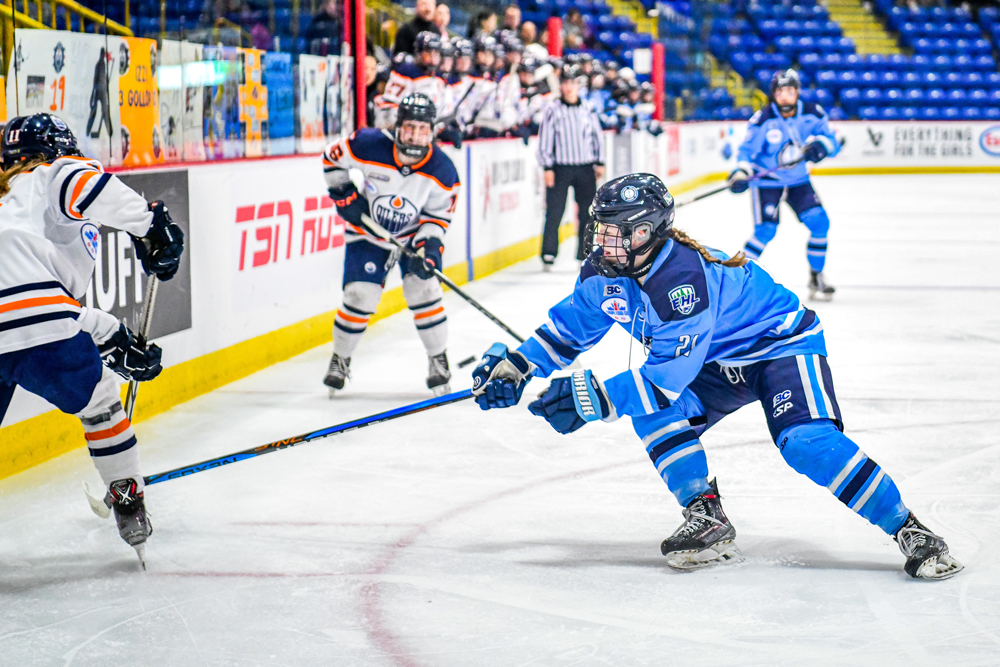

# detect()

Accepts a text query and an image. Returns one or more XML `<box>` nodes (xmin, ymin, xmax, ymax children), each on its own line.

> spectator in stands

<box><xmin>563</xmin><ymin>9</ymin><xmax>587</xmax><ymax>49</ymax></box>
<box><xmin>198</xmin><ymin>0</ymin><xmax>248</xmax><ymax>28</ymax></box>
<box><xmin>468</xmin><ymin>11</ymin><xmax>497</xmax><ymax>39</ymax></box>
<box><xmin>434</xmin><ymin>3</ymin><xmax>451</xmax><ymax>37</ymax></box>
<box><xmin>304</xmin><ymin>0</ymin><xmax>343</xmax><ymax>53</ymax></box>
<box><xmin>520</xmin><ymin>22</ymin><xmax>548</xmax><ymax>59</ymax></box>
<box><xmin>501</xmin><ymin>4</ymin><xmax>521</xmax><ymax>33</ymax></box>
<box><xmin>365</xmin><ymin>55</ymin><xmax>387</xmax><ymax>128</ymax></box>
<box><xmin>394</xmin><ymin>0</ymin><xmax>437</xmax><ymax>56</ymax></box>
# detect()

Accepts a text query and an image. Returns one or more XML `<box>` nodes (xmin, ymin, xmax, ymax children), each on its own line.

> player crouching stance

<box><xmin>728</xmin><ymin>69</ymin><xmax>838</xmax><ymax>301</ymax></box>
<box><xmin>472</xmin><ymin>173</ymin><xmax>962</xmax><ymax>580</ymax></box>
<box><xmin>322</xmin><ymin>94</ymin><xmax>461</xmax><ymax>396</ymax></box>
<box><xmin>0</xmin><ymin>115</ymin><xmax>183</xmax><ymax>562</ymax></box>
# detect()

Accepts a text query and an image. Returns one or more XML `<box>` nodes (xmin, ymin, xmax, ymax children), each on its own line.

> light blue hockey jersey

<box><xmin>517</xmin><ymin>240</ymin><xmax>827</xmax><ymax>418</ymax></box>
<box><xmin>736</xmin><ymin>101</ymin><xmax>839</xmax><ymax>188</ymax></box>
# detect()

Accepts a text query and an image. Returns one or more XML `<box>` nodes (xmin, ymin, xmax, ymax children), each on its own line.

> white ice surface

<box><xmin>2</xmin><ymin>174</ymin><xmax>999</xmax><ymax>666</ymax></box>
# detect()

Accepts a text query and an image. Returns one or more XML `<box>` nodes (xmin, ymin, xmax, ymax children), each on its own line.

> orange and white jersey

<box><xmin>0</xmin><ymin>156</ymin><xmax>152</xmax><ymax>355</ymax></box>
<box><xmin>373</xmin><ymin>61</ymin><xmax>446</xmax><ymax>130</ymax></box>
<box><xmin>322</xmin><ymin>129</ymin><xmax>460</xmax><ymax>248</ymax></box>
<box><xmin>466</xmin><ymin>68</ymin><xmax>522</xmax><ymax>132</ymax></box>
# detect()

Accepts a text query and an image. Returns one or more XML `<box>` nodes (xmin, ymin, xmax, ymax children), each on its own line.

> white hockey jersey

<box><xmin>0</xmin><ymin>156</ymin><xmax>153</xmax><ymax>355</ymax></box>
<box><xmin>373</xmin><ymin>61</ymin><xmax>446</xmax><ymax>130</ymax></box>
<box><xmin>322</xmin><ymin>129</ymin><xmax>461</xmax><ymax>247</ymax></box>
<box><xmin>465</xmin><ymin>68</ymin><xmax>521</xmax><ymax>132</ymax></box>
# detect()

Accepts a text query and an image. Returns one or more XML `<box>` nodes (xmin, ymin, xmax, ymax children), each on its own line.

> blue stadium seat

<box><xmin>985</xmin><ymin>107</ymin><xmax>1000</xmax><ymax>120</ymax></box>
<box><xmin>971</xmin><ymin>39</ymin><xmax>992</xmax><ymax>55</ymax></box>
<box><xmin>962</xmin><ymin>107</ymin><xmax>982</xmax><ymax>120</ymax></box>
<box><xmin>883</xmin><ymin>88</ymin><xmax>904</xmax><ymax>106</ymax></box>
<box><xmin>859</xmin><ymin>106</ymin><xmax>879</xmax><ymax>120</ymax></box>
<box><xmin>989</xmin><ymin>89</ymin><xmax>1000</xmax><ymax>106</ymax></box>
<box><xmin>827</xmin><ymin>106</ymin><xmax>847</xmax><ymax>120</ymax></box>
<box><xmin>912</xmin><ymin>55</ymin><xmax>932</xmax><ymax>71</ymax></box>
<box><xmin>904</xmin><ymin>88</ymin><xmax>925</xmax><ymax>106</ymax></box>
<box><xmin>887</xmin><ymin>54</ymin><xmax>910</xmax><ymax>71</ymax></box>
<box><xmin>974</xmin><ymin>56</ymin><xmax>997</xmax><ymax>72</ymax></box>
<box><xmin>799</xmin><ymin>54</ymin><xmax>822</xmax><ymax>75</ymax></box>
<box><xmin>951</xmin><ymin>55</ymin><xmax>973</xmax><ymax>72</ymax></box>
<box><xmin>986</xmin><ymin>73</ymin><xmax>1000</xmax><ymax>88</ymax></box>
<box><xmin>900</xmin><ymin>106</ymin><xmax>919</xmax><ymax>120</ymax></box>
<box><xmin>919</xmin><ymin>106</ymin><xmax>941</xmax><ymax>120</ymax></box>
<box><xmin>878</xmin><ymin>71</ymin><xmax>901</xmax><ymax>87</ymax></box>
<box><xmin>941</xmin><ymin>106</ymin><xmax>961</xmax><ymax>119</ymax></box>
<box><xmin>839</xmin><ymin>88</ymin><xmax>861</xmax><ymax>115</ymax></box>
<box><xmin>964</xmin><ymin>72</ymin><xmax>985</xmax><ymax>88</ymax></box>
<box><xmin>861</xmin><ymin>88</ymin><xmax>883</xmax><ymax>106</ymax></box>
<box><xmin>931</xmin><ymin>55</ymin><xmax>952</xmax><ymax>71</ymax></box>
<box><xmin>968</xmin><ymin>89</ymin><xmax>990</xmax><ymax>106</ymax></box>
<box><xmin>925</xmin><ymin>88</ymin><xmax>947</xmax><ymax>107</ymax></box>
<box><xmin>858</xmin><ymin>71</ymin><xmax>878</xmax><ymax>88</ymax></box>
<box><xmin>920</xmin><ymin>72</ymin><xmax>942</xmax><ymax>88</ymax></box>
<box><xmin>837</xmin><ymin>70</ymin><xmax>859</xmax><ymax>90</ymax></box>
<box><xmin>815</xmin><ymin>69</ymin><xmax>837</xmax><ymax>91</ymax></box>
<box><xmin>947</xmin><ymin>89</ymin><xmax>968</xmax><ymax>106</ymax></box>
<box><xmin>981</xmin><ymin>7</ymin><xmax>999</xmax><ymax>28</ymax></box>
<box><xmin>879</xmin><ymin>107</ymin><xmax>900</xmax><ymax>120</ymax></box>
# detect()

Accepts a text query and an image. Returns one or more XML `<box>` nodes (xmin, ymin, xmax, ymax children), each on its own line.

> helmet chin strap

<box><xmin>394</xmin><ymin>128</ymin><xmax>430</xmax><ymax>161</ymax></box>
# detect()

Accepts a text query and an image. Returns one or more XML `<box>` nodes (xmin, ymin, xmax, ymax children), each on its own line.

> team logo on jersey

<box><xmin>365</xmin><ymin>180</ymin><xmax>379</xmax><ymax>196</ymax></box>
<box><xmin>81</xmin><ymin>224</ymin><xmax>100</xmax><ymax>259</ymax></box>
<box><xmin>52</xmin><ymin>42</ymin><xmax>65</xmax><ymax>74</ymax></box>
<box><xmin>763</xmin><ymin>203</ymin><xmax>777</xmax><ymax>218</ymax></box>
<box><xmin>765</xmin><ymin>128</ymin><xmax>783</xmax><ymax>144</ymax></box>
<box><xmin>364</xmin><ymin>261</ymin><xmax>377</xmax><ymax>274</ymax></box>
<box><xmin>601</xmin><ymin>297</ymin><xmax>631</xmax><ymax>323</ymax></box>
<box><xmin>620</xmin><ymin>185</ymin><xmax>638</xmax><ymax>202</ymax></box>
<box><xmin>668</xmin><ymin>284</ymin><xmax>700</xmax><ymax>316</ymax></box>
<box><xmin>980</xmin><ymin>126</ymin><xmax>1000</xmax><ymax>157</ymax></box>
<box><xmin>603</xmin><ymin>284</ymin><xmax>624</xmax><ymax>296</ymax></box>
<box><xmin>371</xmin><ymin>194</ymin><xmax>418</xmax><ymax>234</ymax></box>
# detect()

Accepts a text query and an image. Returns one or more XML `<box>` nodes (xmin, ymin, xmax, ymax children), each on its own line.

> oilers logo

<box><xmin>601</xmin><ymin>297</ymin><xmax>631</xmax><ymax>323</ymax></box>
<box><xmin>80</xmin><ymin>224</ymin><xmax>100</xmax><ymax>259</ymax></box>
<box><xmin>668</xmin><ymin>284</ymin><xmax>700</xmax><ymax>315</ymax></box>
<box><xmin>371</xmin><ymin>194</ymin><xmax>418</xmax><ymax>234</ymax></box>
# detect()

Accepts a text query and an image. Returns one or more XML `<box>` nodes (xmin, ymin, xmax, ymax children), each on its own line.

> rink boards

<box><xmin>2</xmin><ymin>120</ymin><xmax>1000</xmax><ymax>480</ymax></box>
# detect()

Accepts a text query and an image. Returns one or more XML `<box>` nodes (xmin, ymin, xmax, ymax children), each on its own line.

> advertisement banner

<box><xmin>158</xmin><ymin>39</ymin><xmax>185</xmax><ymax>163</ymax></box>
<box><xmin>265</xmin><ymin>52</ymin><xmax>295</xmax><ymax>155</ymax></box>
<box><xmin>202</xmin><ymin>46</ymin><xmax>242</xmax><ymax>160</ymax></box>
<box><xmin>239</xmin><ymin>48</ymin><xmax>268</xmax><ymax>158</ymax></box>
<box><xmin>295</xmin><ymin>55</ymin><xmax>327</xmax><ymax>153</ymax></box>
<box><xmin>339</xmin><ymin>56</ymin><xmax>355</xmax><ymax>138</ymax></box>
<box><xmin>83</xmin><ymin>169</ymin><xmax>193</xmax><ymax>339</ymax></box>
<box><xmin>181</xmin><ymin>41</ymin><xmax>206</xmax><ymax>162</ymax></box>
<box><xmin>118</xmin><ymin>37</ymin><xmax>164</xmax><ymax>167</ymax></box>
<box><xmin>325</xmin><ymin>55</ymin><xmax>342</xmax><ymax>140</ymax></box>
<box><xmin>7</xmin><ymin>30</ymin><xmax>123</xmax><ymax>164</ymax></box>
<box><xmin>831</xmin><ymin>122</ymin><xmax>1000</xmax><ymax>166</ymax></box>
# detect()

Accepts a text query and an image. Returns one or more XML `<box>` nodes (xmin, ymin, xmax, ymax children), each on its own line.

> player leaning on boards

<box><xmin>322</xmin><ymin>93</ymin><xmax>461</xmax><ymax>397</ymax></box>
<box><xmin>471</xmin><ymin>173</ymin><xmax>962</xmax><ymax>580</ymax></box>
<box><xmin>0</xmin><ymin>114</ymin><xmax>183</xmax><ymax>563</ymax></box>
<box><xmin>728</xmin><ymin>69</ymin><xmax>839</xmax><ymax>301</ymax></box>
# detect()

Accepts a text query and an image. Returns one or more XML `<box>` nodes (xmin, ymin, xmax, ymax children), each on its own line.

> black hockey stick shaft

<box><xmin>144</xmin><ymin>389</ymin><xmax>475</xmax><ymax>485</ymax></box>
<box><xmin>357</xmin><ymin>213</ymin><xmax>526</xmax><ymax>343</ymax></box>
<box><xmin>125</xmin><ymin>276</ymin><xmax>159</xmax><ymax>420</ymax></box>
<box><xmin>675</xmin><ymin>157</ymin><xmax>806</xmax><ymax>209</ymax></box>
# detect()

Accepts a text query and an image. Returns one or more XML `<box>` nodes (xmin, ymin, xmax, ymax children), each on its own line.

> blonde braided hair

<box><xmin>668</xmin><ymin>228</ymin><xmax>748</xmax><ymax>268</ymax></box>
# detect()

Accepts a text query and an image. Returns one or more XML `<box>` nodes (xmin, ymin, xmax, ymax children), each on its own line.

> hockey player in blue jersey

<box><xmin>728</xmin><ymin>69</ymin><xmax>839</xmax><ymax>301</ymax></box>
<box><xmin>471</xmin><ymin>173</ymin><xmax>962</xmax><ymax>580</ymax></box>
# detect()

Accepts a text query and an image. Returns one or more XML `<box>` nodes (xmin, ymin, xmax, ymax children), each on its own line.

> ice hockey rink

<box><xmin>1</xmin><ymin>173</ymin><xmax>998</xmax><ymax>666</ymax></box>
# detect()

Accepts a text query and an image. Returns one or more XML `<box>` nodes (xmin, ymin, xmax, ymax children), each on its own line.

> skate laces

<box><xmin>330</xmin><ymin>355</ymin><xmax>351</xmax><ymax>379</ymax></box>
<box><xmin>676</xmin><ymin>498</ymin><xmax>725</xmax><ymax>537</ymax></box>
<box><xmin>430</xmin><ymin>353</ymin><xmax>449</xmax><ymax>376</ymax></box>
<box><xmin>897</xmin><ymin>524</ymin><xmax>935</xmax><ymax>555</ymax></box>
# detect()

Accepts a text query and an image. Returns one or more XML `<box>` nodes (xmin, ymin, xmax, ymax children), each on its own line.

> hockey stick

<box><xmin>142</xmin><ymin>389</ymin><xmax>474</xmax><ymax>485</ymax></box>
<box><xmin>674</xmin><ymin>157</ymin><xmax>806</xmax><ymax>209</ymax></box>
<box><xmin>125</xmin><ymin>275</ymin><xmax>159</xmax><ymax>420</ymax></box>
<box><xmin>357</xmin><ymin>212</ymin><xmax>526</xmax><ymax>343</ymax></box>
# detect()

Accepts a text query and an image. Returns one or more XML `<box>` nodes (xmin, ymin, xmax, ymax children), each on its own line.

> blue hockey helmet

<box><xmin>2</xmin><ymin>114</ymin><xmax>82</xmax><ymax>169</ymax></box>
<box><xmin>587</xmin><ymin>173</ymin><xmax>675</xmax><ymax>278</ymax></box>
<box><xmin>769</xmin><ymin>69</ymin><xmax>801</xmax><ymax>113</ymax></box>
<box><xmin>395</xmin><ymin>93</ymin><xmax>437</xmax><ymax>160</ymax></box>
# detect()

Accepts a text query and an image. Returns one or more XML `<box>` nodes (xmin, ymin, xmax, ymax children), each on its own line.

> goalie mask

<box><xmin>394</xmin><ymin>93</ymin><xmax>437</xmax><ymax>160</ymax></box>
<box><xmin>586</xmin><ymin>173</ymin><xmax>675</xmax><ymax>279</ymax></box>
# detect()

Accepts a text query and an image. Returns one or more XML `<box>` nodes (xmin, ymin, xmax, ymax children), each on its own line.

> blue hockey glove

<box><xmin>727</xmin><ymin>168</ymin><xmax>750</xmax><ymax>194</ymax></box>
<box><xmin>411</xmin><ymin>237</ymin><xmax>444</xmax><ymax>280</ymax></box>
<box><xmin>471</xmin><ymin>342</ymin><xmax>533</xmax><ymax>409</ymax></box>
<box><xmin>328</xmin><ymin>182</ymin><xmax>369</xmax><ymax>226</ymax></box>
<box><xmin>527</xmin><ymin>370</ymin><xmax>613</xmax><ymax>435</ymax></box>
<box><xmin>131</xmin><ymin>201</ymin><xmax>184</xmax><ymax>281</ymax></box>
<box><xmin>99</xmin><ymin>323</ymin><xmax>163</xmax><ymax>382</ymax></box>
<box><xmin>803</xmin><ymin>140</ymin><xmax>829</xmax><ymax>163</ymax></box>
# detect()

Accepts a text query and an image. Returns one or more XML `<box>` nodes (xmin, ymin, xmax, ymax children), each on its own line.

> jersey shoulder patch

<box><xmin>802</xmin><ymin>102</ymin><xmax>826</xmax><ymax>119</ymax></box>
<box><xmin>392</xmin><ymin>61</ymin><xmax>426</xmax><ymax>80</ymax></box>
<box><xmin>642</xmin><ymin>242</ymin><xmax>710</xmax><ymax>322</ymax></box>
<box><xmin>418</xmin><ymin>146</ymin><xmax>460</xmax><ymax>189</ymax></box>
<box><xmin>347</xmin><ymin>129</ymin><xmax>396</xmax><ymax>167</ymax></box>
<box><xmin>749</xmin><ymin>106</ymin><xmax>777</xmax><ymax>126</ymax></box>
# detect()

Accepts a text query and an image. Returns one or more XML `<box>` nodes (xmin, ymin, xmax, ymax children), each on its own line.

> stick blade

<box><xmin>83</xmin><ymin>481</ymin><xmax>112</xmax><ymax>519</ymax></box>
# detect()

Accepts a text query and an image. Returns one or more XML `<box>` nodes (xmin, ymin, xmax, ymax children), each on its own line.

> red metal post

<box><xmin>651</xmin><ymin>41</ymin><xmax>665</xmax><ymax>122</ymax></box>
<box><xmin>348</xmin><ymin>0</ymin><xmax>367</xmax><ymax>129</ymax></box>
<box><xmin>547</xmin><ymin>17</ymin><xmax>562</xmax><ymax>57</ymax></box>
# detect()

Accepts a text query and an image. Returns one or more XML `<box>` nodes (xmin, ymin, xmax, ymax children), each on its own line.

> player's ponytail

<box><xmin>668</xmin><ymin>228</ymin><xmax>748</xmax><ymax>268</ymax></box>
<box><xmin>0</xmin><ymin>157</ymin><xmax>45</xmax><ymax>198</ymax></box>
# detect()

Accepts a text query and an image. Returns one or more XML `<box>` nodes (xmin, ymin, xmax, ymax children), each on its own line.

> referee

<box><xmin>537</xmin><ymin>65</ymin><xmax>606</xmax><ymax>268</ymax></box>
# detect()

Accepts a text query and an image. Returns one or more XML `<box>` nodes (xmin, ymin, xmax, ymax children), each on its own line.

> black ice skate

<box><xmin>894</xmin><ymin>513</ymin><xmax>964</xmax><ymax>580</ymax></box>
<box><xmin>808</xmin><ymin>270</ymin><xmax>835</xmax><ymax>301</ymax></box>
<box><xmin>660</xmin><ymin>479</ymin><xmax>742</xmax><ymax>571</ymax></box>
<box><xmin>323</xmin><ymin>353</ymin><xmax>351</xmax><ymax>398</ymax></box>
<box><xmin>109</xmin><ymin>478</ymin><xmax>152</xmax><ymax>569</ymax></box>
<box><xmin>427</xmin><ymin>351</ymin><xmax>451</xmax><ymax>396</ymax></box>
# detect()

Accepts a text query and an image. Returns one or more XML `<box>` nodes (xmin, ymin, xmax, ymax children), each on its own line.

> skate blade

<box><xmin>808</xmin><ymin>290</ymin><xmax>834</xmax><ymax>302</ymax></box>
<box><xmin>665</xmin><ymin>540</ymin><xmax>743</xmax><ymax>571</ymax></box>
<box><xmin>327</xmin><ymin>387</ymin><xmax>341</xmax><ymax>399</ymax></box>
<box><xmin>431</xmin><ymin>383</ymin><xmax>451</xmax><ymax>397</ymax></box>
<box><xmin>83</xmin><ymin>481</ymin><xmax>111</xmax><ymax>519</ymax></box>
<box><xmin>915</xmin><ymin>553</ymin><xmax>964</xmax><ymax>580</ymax></box>
<box><xmin>134</xmin><ymin>543</ymin><xmax>146</xmax><ymax>570</ymax></box>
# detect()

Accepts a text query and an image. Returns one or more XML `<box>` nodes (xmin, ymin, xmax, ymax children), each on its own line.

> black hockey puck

<box><xmin>457</xmin><ymin>355</ymin><xmax>477</xmax><ymax>368</ymax></box>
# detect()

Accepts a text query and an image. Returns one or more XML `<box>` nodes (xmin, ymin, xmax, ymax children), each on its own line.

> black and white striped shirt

<box><xmin>537</xmin><ymin>98</ymin><xmax>606</xmax><ymax>168</ymax></box>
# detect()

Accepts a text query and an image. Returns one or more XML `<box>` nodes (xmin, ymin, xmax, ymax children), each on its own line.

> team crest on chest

<box><xmin>81</xmin><ymin>224</ymin><xmax>100</xmax><ymax>259</ymax></box>
<box><xmin>371</xmin><ymin>194</ymin><xmax>418</xmax><ymax>234</ymax></box>
<box><xmin>669</xmin><ymin>284</ymin><xmax>700</xmax><ymax>315</ymax></box>
<box><xmin>601</xmin><ymin>296</ymin><xmax>631</xmax><ymax>323</ymax></box>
